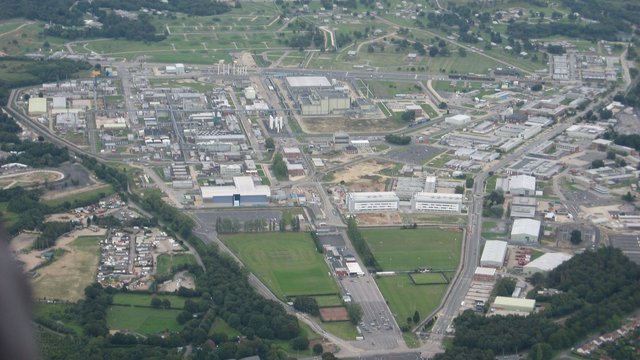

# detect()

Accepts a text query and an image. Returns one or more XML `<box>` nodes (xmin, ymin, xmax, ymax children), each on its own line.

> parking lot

<box><xmin>384</xmin><ymin>145</ymin><xmax>444</xmax><ymax>166</ymax></box>
<box><xmin>609</xmin><ymin>234</ymin><xmax>640</xmax><ymax>265</ymax></box>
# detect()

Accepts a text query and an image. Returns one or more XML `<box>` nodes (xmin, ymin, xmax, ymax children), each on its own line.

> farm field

<box><xmin>376</xmin><ymin>275</ymin><xmax>448</xmax><ymax>326</ymax></box>
<box><xmin>106</xmin><ymin>306</ymin><xmax>183</xmax><ymax>334</ymax></box>
<box><xmin>32</xmin><ymin>236</ymin><xmax>101</xmax><ymax>301</ymax></box>
<box><xmin>112</xmin><ymin>293</ymin><xmax>187</xmax><ymax>309</ymax></box>
<box><xmin>156</xmin><ymin>253</ymin><xmax>198</xmax><ymax>276</ymax></box>
<box><xmin>221</xmin><ymin>232</ymin><xmax>339</xmax><ymax>299</ymax></box>
<box><xmin>362</xmin><ymin>228</ymin><xmax>462</xmax><ymax>271</ymax></box>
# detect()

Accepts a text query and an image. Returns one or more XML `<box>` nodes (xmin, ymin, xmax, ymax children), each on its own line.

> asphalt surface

<box><xmin>609</xmin><ymin>234</ymin><xmax>640</xmax><ymax>265</ymax></box>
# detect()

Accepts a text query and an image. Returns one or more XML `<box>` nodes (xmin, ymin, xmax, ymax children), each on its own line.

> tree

<box><xmin>528</xmin><ymin>343</ymin><xmax>553</xmax><ymax>360</ymax></box>
<box><xmin>413</xmin><ymin>310</ymin><xmax>420</xmax><ymax>323</ymax></box>
<box><xmin>455</xmin><ymin>186</ymin><xmax>465</xmax><ymax>194</ymax></box>
<box><xmin>531</xmin><ymin>84</ymin><xmax>543</xmax><ymax>91</ymax></box>
<box><xmin>401</xmin><ymin>110</ymin><xmax>416</xmax><ymax>122</ymax></box>
<box><xmin>265</xmin><ymin>137</ymin><xmax>275</xmax><ymax>150</ymax></box>
<box><xmin>290</xmin><ymin>336</ymin><xmax>309</xmax><ymax>350</ymax></box>
<box><xmin>438</xmin><ymin>101</ymin><xmax>448</xmax><ymax>109</ymax></box>
<box><xmin>591</xmin><ymin>159</ymin><xmax>605</xmax><ymax>169</ymax></box>
<box><xmin>322</xmin><ymin>353</ymin><xmax>338</xmax><ymax>360</ymax></box>
<box><xmin>162</xmin><ymin>299</ymin><xmax>171</xmax><ymax>309</ymax></box>
<box><xmin>570</xmin><ymin>230</ymin><xmax>582</xmax><ymax>245</ymax></box>
<box><xmin>293</xmin><ymin>297</ymin><xmax>320</xmax><ymax>316</ymax></box>
<box><xmin>429</xmin><ymin>46</ymin><xmax>439</xmax><ymax>57</ymax></box>
<box><xmin>151</xmin><ymin>297</ymin><xmax>162</xmax><ymax>308</ymax></box>
<box><xmin>622</xmin><ymin>191</ymin><xmax>635</xmax><ymax>202</ymax></box>
<box><xmin>346</xmin><ymin>303</ymin><xmax>363</xmax><ymax>325</ymax></box>
<box><xmin>606</xmin><ymin>150</ymin><xmax>616</xmax><ymax>160</ymax></box>
<box><xmin>313</xmin><ymin>343</ymin><xmax>323</xmax><ymax>355</ymax></box>
<box><xmin>465</xmin><ymin>177</ymin><xmax>474</xmax><ymax>188</ymax></box>
<box><xmin>272</xmin><ymin>153</ymin><xmax>289</xmax><ymax>180</ymax></box>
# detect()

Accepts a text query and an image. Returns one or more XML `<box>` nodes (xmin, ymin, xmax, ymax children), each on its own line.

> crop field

<box><xmin>32</xmin><ymin>236</ymin><xmax>101</xmax><ymax>301</ymax></box>
<box><xmin>362</xmin><ymin>228</ymin><xmax>462</xmax><ymax>271</ymax></box>
<box><xmin>156</xmin><ymin>253</ymin><xmax>198</xmax><ymax>276</ymax></box>
<box><xmin>107</xmin><ymin>306</ymin><xmax>182</xmax><ymax>334</ymax></box>
<box><xmin>222</xmin><ymin>232</ymin><xmax>339</xmax><ymax>299</ymax></box>
<box><xmin>376</xmin><ymin>275</ymin><xmax>448</xmax><ymax>325</ymax></box>
<box><xmin>112</xmin><ymin>293</ymin><xmax>187</xmax><ymax>309</ymax></box>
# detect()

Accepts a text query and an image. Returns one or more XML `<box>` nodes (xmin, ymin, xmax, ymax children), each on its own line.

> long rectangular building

<box><xmin>411</xmin><ymin>192</ymin><xmax>463</xmax><ymax>213</ymax></box>
<box><xmin>201</xmin><ymin>176</ymin><xmax>270</xmax><ymax>206</ymax></box>
<box><xmin>346</xmin><ymin>192</ymin><xmax>399</xmax><ymax>213</ymax></box>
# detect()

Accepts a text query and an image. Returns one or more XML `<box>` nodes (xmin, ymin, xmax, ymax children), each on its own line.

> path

<box><xmin>354</xmin><ymin>32</ymin><xmax>397</xmax><ymax>54</ymax></box>
<box><xmin>0</xmin><ymin>21</ymin><xmax>33</xmax><ymax>39</ymax></box>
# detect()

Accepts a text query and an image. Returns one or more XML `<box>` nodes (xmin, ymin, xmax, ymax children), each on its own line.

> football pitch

<box><xmin>221</xmin><ymin>232</ymin><xmax>339</xmax><ymax>299</ymax></box>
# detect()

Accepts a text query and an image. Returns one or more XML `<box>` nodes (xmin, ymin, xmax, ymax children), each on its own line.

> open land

<box><xmin>106</xmin><ymin>306</ymin><xmax>183</xmax><ymax>334</ymax></box>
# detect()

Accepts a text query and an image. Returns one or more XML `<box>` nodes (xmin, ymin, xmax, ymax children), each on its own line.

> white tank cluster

<box><xmin>268</xmin><ymin>115</ymin><xmax>284</xmax><ymax>133</ymax></box>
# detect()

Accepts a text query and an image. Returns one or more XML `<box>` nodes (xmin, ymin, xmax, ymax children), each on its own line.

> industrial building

<box><xmin>286</xmin><ymin>162</ymin><xmax>305</xmax><ymax>177</ymax></box>
<box><xmin>480</xmin><ymin>240</ymin><xmax>508</xmax><ymax>268</ymax></box>
<box><xmin>492</xmin><ymin>296</ymin><xmax>535</xmax><ymax>315</ymax></box>
<box><xmin>445</xmin><ymin>114</ymin><xmax>471</xmax><ymax>126</ymax></box>
<box><xmin>496</xmin><ymin>175</ymin><xmax>536</xmax><ymax>196</ymax></box>
<box><xmin>523</xmin><ymin>252</ymin><xmax>572</xmax><ymax>275</ymax></box>
<box><xmin>511</xmin><ymin>196</ymin><xmax>537</xmax><ymax>218</ymax></box>
<box><xmin>285</xmin><ymin>76</ymin><xmax>350</xmax><ymax>115</ymax></box>
<box><xmin>473</xmin><ymin>267</ymin><xmax>497</xmax><ymax>282</ymax></box>
<box><xmin>28</xmin><ymin>97</ymin><xmax>47</xmax><ymax>115</ymax></box>
<box><xmin>346</xmin><ymin>192</ymin><xmax>399</xmax><ymax>213</ymax></box>
<box><xmin>410</xmin><ymin>192</ymin><xmax>463</xmax><ymax>213</ymax></box>
<box><xmin>510</xmin><ymin>219</ymin><xmax>541</xmax><ymax>244</ymax></box>
<box><xmin>201</xmin><ymin>176</ymin><xmax>270</xmax><ymax>206</ymax></box>
<box><xmin>282</xmin><ymin>147</ymin><xmax>302</xmax><ymax>160</ymax></box>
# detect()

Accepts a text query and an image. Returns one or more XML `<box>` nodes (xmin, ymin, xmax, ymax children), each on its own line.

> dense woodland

<box><xmin>435</xmin><ymin>248</ymin><xmax>640</xmax><ymax>360</ymax></box>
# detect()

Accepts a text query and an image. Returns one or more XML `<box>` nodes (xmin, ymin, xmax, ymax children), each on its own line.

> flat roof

<box><xmin>413</xmin><ymin>192</ymin><xmax>463</xmax><ymax>202</ymax></box>
<box><xmin>475</xmin><ymin>267</ymin><xmax>497</xmax><ymax>276</ymax></box>
<box><xmin>511</xmin><ymin>219</ymin><xmax>541</xmax><ymax>237</ymax></box>
<box><xmin>283</xmin><ymin>147</ymin><xmax>301</xmax><ymax>153</ymax></box>
<box><xmin>201</xmin><ymin>176</ymin><xmax>270</xmax><ymax>198</ymax></box>
<box><xmin>510</xmin><ymin>175</ymin><xmax>536</xmax><ymax>191</ymax></box>
<box><xmin>480</xmin><ymin>240</ymin><xmax>508</xmax><ymax>265</ymax></box>
<box><xmin>286</xmin><ymin>76</ymin><xmax>331</xmax><ymax>88</ymax></box>
<box><xmin>346</xmin><ymin>262</ymin><xmax>364</xmax><ymax>275</ymax></box>
<box><xmin>494</xmin><ymin>296</ymin><xmax>535</xmax><ymax>310</ymax></box>
<box><xmin>512</xmin><ymin>196</ymin><xmax>537</xmax><ymax>207</ymax></box>
<box><xmin>348</xmin><ymin>192</ymin><xmax>399</xmax><ymax>202</ymax></box>
<box><xmin>28</xmin><ymin>97</ymin><xmax>47</xmax><ymax>113</ymax></box>
<box><xmin>524</xmin><ymin>252</ymin><xmax>572</xmax><ymax>272</ymax></box>
<box><xmin>286</xmin><ymin>163</ymin><xmax>304</xmax><ymax>170</ymax></box>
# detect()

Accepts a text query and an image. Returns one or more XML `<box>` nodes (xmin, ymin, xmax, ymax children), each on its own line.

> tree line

<box><xmin>346</xmin><ymin>218</ymin><xmax>380</xmax><ymax>270</ymax></box>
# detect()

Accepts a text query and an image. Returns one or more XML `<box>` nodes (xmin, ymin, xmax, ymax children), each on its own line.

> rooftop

<box><xmin>286</xmin><ymin>76</ymin><xmax>331</xmax><ymax>88</ymax></box>
<box><xmin>524</xmin><ymin>252</ymin><xmax>572</xmax><ymax>272</ymax></box>
<box><xmin>348</xmin><ymin>192</ymin><xmax>399</xmax><ymax>202</ymax></box>
<box><xmin>480</xmin><ymin>240</ymin><xmax>508</xmax><ymax>265</ymax></box>
<box><xmin>511</xmin><ymin>219</ymin><xmax>541</xmax><ymax>236</ymax></box>
<box><xmin>201</xmin><ymin>176</ymin><xmax>270</xmax><ymax>198</ymax></box>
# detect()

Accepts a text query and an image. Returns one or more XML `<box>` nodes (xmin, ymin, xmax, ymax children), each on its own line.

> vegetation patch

<box><xmin>409</xmin><ymin>272</ymin><xmax>450</xmax><ymax>285</ymax></box>
<box><xmin>106</xmin><ymin>306</ymin><xmax>183</xmax><ymax>335</ymax></box>
<box><xmin>156</xmin><ymin>253</ymin><xmax>198</xmax><ymax>277</ymax></box>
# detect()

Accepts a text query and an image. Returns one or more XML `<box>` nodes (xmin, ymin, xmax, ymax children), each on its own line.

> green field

<box><xmin>107</xmin><ymin>306</ymin><xmax>183</xmax><ymax>334</ymax></box>
<box><xmin>208</xmin><ymin>317</ymin><xmax>241</xmax><ymax>337</ymax></box>
<box><xmin>320</xmin><ymin>321</ymin><xmax>359</xmax><ymax>341</ymax></box>
<box><xmin>41</xmin><ymin>185</ymin><xmax>114</xmax><ymax>207</ymax></box>
<box><xmin>314</xmin><ymin>295</ymin><xmax>344</xmax><ymax>307</ymax></box>
<box><xmin>156</xmin><ymin>253</ymin><xmax>198</xmax><ymax>276</ymax></box>
<box><xmin>33</xmin><ymin>302</ymin><xmax>84</xmax><ymax>335</ymax></box>
<box><xmin>409</xmin><ymin>272</ymin><xmax>449</xmax><ymax>285</ymax></box>
<box><xmin>222</xmin><ymin>232</ymin><xmax>339</xmax><ymax>299</ymax></box>
<box><xmin>112</xmin><ymin>293</ymin><xmax>187</xmax><ymax>309</ymax></box>
<box><xmin>376</xmin><ymin>276</ymin><xmax>448</xmax><ymax>326</ymax></box>
<box><xmin>362</xmin><ymin>228</ymin><xmax>462</xmax><ymax>271</ymax></box>
<box><xmin>361</xmin><ymin>80</ymin><xmax>422</xmax><ymax>98</ymax></box>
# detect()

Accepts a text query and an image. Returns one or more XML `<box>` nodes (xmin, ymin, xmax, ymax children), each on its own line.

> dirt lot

<box><xmin>356</xmin><ymin>212</ymin><xmax>403</xmax><ymax>225</ymax></box>
<box><xmin>40</xmin><ymin>182</ymin><xmax>108</xmax><ymax>200</ymax></box>
<box><xmin>319</xmin><ymin>306</ymin><xmax>350</xmax><ymax>322</ymax></box>
<box><xmin>30</xmin><ymin>229</ymin><xmax>106</xmax><ymax>301</ymax></box>
<box><xmin>158</xmin><ymin>271</ymin><xmax>196</xmax><ymax>292</ymax></box>
<box><xmin>332</xmin><ymin>161</ymin><xmax>390</xmax><ymax>184</ymax></box>
<box><xmin>0</xmin><ymin>170</ymin><xmax>64</xmax><ymax>189</ymax></box>
<box><xmin>301</xmin><ymin>116</ymin><xmax>403</xmax><ymax>134</ymax></box>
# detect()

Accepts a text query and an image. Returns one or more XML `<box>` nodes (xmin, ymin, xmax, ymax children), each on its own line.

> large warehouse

<box><xmin>285</xmin><ymin>76</ymin><xmax>350</xmax><ymax>116</ymax></box>
<box><xmin>410</xmin><ymin>192</ymin><xmax>463</xmax><ymax>213</ymax></box>
<box><xmin>523</xmin><ymin>252</ymin><xmax>572</xmax><ymax>275</ymax></box>
<box><xmin>493</xmin><ymin>296</ymin><xmax>535</xmax><ymax>315</ymax></box>
<box><xmin>510</xmin><ymin>219</ymin><xmax>541</xmax><ymax>244</ymax></box>
<box><xmin>480</xmin><ymin>240</ymin><xmax>508</xmax><ymax>268</ymax></box>
<box><xmin>346</xmin><ymin>192</ymin><xmax>399</xmax><ymax>213</ymax></box>
<box><xmin>497</xmin><ymin>175</ymin><xmax>536</xmax><ymax>196</ymax></box>
<box><xmin>201</xmin><ymin>176</ymin><xmax>270</xmax><ymax>206</ymax></box>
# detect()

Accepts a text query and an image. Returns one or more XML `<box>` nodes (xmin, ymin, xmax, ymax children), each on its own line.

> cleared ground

<box><xmin>106</xmin><ymin>306</ymin><xmax>183</xmax><ymax>334</ymax></box>
<box><xmin>32</xmin><ymin>236</ymin><xmax>101</xmax><ymax>301</ymax></box>
<box><xmin>362</xmin><ymin>228</ymin><xmax>462</xmax><ymax>271</ymax></box>
<box><xmin>221</xmin><ymin>232</ymin><xmax>339</xmax><ymax>299</ymax></box>
<box><xmin>0</xmin><ymin>170</ymin><xmax>64</xmax><ymax>189</ymax></box>
<box><xmin>40</xmin><ymin>184</ymin><xmax>114</xmax><ymax>206</ymax></box>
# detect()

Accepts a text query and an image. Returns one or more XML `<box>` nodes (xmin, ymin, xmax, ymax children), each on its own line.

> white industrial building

<box><xmin>510</xmin><ymin>219</ymin><xmax>541</xmax><ymax>244</ymax></box>
<box><xmin>410</xmin><ymin>192</ymin><xmax>463</xmax><ymax>213</ymax></box>
<box><xmin>445</xmin><ymin>114</ymin><xmax>471</xmax><ymax>126</ymax></box>
<box><xmin>511</xmin><ymin>196</ymin><xmax>537</xmax><ymax>218</ymax></box>
<box><xmin>244</xmin><ymin>86</ymin><xmax>256</xmax><ymax>100</ymax></box>
<box><xmin>497</xmin><ymin>175</ymin><xmax>536</xmax><ymax>196</ymax></box>
<box><xmin>346</xmin><ymin>261</ymin><xmax>365</xmax><ymax>276</ymax></box>
<box><xmin>566</xmin><ymin>124</ymin><xmax>606</xmax><ymax>139</ymax></box>
<box><xmin>480</xmin><ymin>240</ymin><xmax>508</xmax><ymax>268</ymax></box>
<box><xmin>201</xmin><ymin>176</ymin><xmax>270</xmax><ymax>206</ymax></box>
<box><xmin>346</xmin><ymin>192</ymin><xmax>399</xmax><ymax>213</ymax></box>
<box><xmin>28</xmin><ymin>97</ymin><xmax>47</xmax><ymax>115</ymax></box>
<box><xmin>523</xmin><ymin>252</ymin><xmax>572</xmax><ymax>275</ymax></box>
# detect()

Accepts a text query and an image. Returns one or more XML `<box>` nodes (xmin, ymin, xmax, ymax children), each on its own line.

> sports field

<box><xmin>409</xmin><ymin>272</ymin><xmax>449</xmax><ymax>285</ymax></box>
<box><xmin>112</xmin><ymin>293</ymin><xmax>186</xmax><ymax>309</ymax></box>
<box><xmin>32</xmin><ymin>236</ymin><xmax>101</xmax><ymax>301</ymax></box>
<box><xmin>376</xmin><ymin>275</ymin><xmax>448</xmax><ymax>326</ymax></box>
<box><xmin>156</xmin><ymin>253</ymin><xmax>198</xmax><ymax>276</ymax></box>
<box><xmin>107</xmin><ymin>306</ymin><xmax>182</xmax><ymax>334</ymax></box>
<box><xmin>361</xmin><ymin>228</ymin><xmax>462</xmax><ymax>271</ymax></box>
<box><xmin>221</xmin><ymin>232</ymin><xmax>339</xmax><ymax>299</ymax></box>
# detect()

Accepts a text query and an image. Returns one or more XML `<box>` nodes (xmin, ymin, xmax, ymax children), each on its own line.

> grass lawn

<box><xmin>376</xmin><ymin>276</ymin><xmax>448</xmax><ymax>326</ymax></box>
<box><xmin>112</xmin><ymin>293</ymin><xmax>186</xmax><ymax>309</ymax></box>
<box><xmin>222</xmin><ymin>232</ymin><xmax>339</xmax><ymax>299</ymax></box>
<box><xmin>32</xmin><ymin>236</ymin><xmax>102</xmax><ymax>301</ymax></box>
<box><xmin>107</xmin><ymin>306</ymin><xmax>183</xmax><ymax>334</ymax></box>
<box><xmin>41</xmin><ymin>185</ymin><xmax>114</xmax><ymax>207</ymax></box>
<box><xmin>420</xmin><ymin>103</ymin><xmax>438</xmax><ymax>118</ymax></box>
<box><xmin>409</xmin><ymin>272</ymin><xmax>449</xmax><ymax>285</ymax></box>
<box><xmin>403</xmin><ymin>332</ymin><xmax>421</xmax><ymax>348</ymax></box>
<box><xmin>320</xmin><ymin>321</ymin><xmax>359</xmax><ymax>341</ymax></box>
<box><xmin>485</xmin><ymin>175</ymin><xmax>498</xmax><ymax>192</ymax></box>
<box><xmin>208</xmin><ymin>317</ymin><xmax>241</xmax><ymax>337</ymax></box>
<box><xmin>426</xmin><ymin>152</ymin><xmax>453</xmax><ymax>168</ymax></box>
<box><xmin>362</xmin><ymin>80</ymin><xmax>421</xmax><ymax>98</ymax></box>
<box><xmin>362</xmin><ymin>228</ymin><xmax>462</xmax><ymax>271</ymax></box>
<box><xmin>33</xmin><ymin>302</ymin><xmax>84</xmax><ymax>335</ymax></box>
<box><xmin>156</xmin><ymin>253</ymin><xmax>198</xmax><ymax>276</ymax></box>
<box><xmin>0</xmin><ymin>202</ymin><xmax>19</xmax><ymax>229</ymax></box>
<box><xmin>314</xmin><ymin>295</ymin><xmax>344</xmax><ymax>307</ymax></box>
